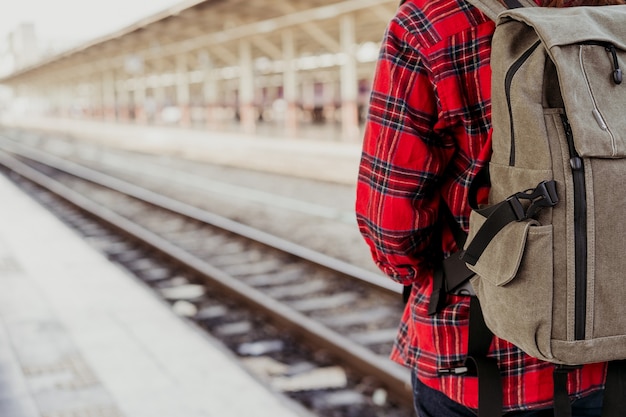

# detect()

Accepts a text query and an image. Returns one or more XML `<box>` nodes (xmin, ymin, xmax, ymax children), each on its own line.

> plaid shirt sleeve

<box><xmin>356</xmin><ymin>0</ymin><xmax>492</xmax><ymax>285</ymax></box>
<box><xmin>356</xmin><ymin>0</ymin><xmax>606</xmax><ymax>411</ymax></box>
<box><xmin>355</xmin><ymin>6</ymin><xmax>456</xmax><ymax>285</ymax></box>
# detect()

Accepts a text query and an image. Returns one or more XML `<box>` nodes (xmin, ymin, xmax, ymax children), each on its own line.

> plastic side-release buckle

<box><xmin>437</xmin><ymin>366</ymin><xmax>469</xmax><ymax>376</ymax></box>
<box><xmin>506</xmin><ymin>180</ymin><xmax>558</xmax><ymax>221</ymax></box>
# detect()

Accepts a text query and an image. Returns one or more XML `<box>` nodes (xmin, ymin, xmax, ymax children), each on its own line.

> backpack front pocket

<box><xmin>466</xmin><ymin>209</ymin><xmax>555</xmax><ymax>361</ymax></box>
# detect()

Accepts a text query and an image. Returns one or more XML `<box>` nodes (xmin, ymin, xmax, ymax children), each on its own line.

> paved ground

<box><xmin>0</xmin><ymin>116</ymin><xmax>363</xmax><ymax>185</ymax></box>
<box><xmin>0</xmin><ymin>172</ymin><xmax>313</xmax><ymax>417</ymax></box>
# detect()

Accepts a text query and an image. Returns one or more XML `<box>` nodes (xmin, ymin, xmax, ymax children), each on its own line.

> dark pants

<box><xmin>412</xmin><ymin>372</ymin><xmax>604</xmax><ymax>417</ymax></box>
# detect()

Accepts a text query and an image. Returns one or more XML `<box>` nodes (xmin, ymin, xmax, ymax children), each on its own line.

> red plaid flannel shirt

<box><xmin>355</xmin><ymin>0</ymin><xmax>606</xmax><ymax>411</ymax></box>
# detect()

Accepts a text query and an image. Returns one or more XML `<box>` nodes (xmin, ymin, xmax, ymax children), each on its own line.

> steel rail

<box><xmin>0</xmin><ymin>149</ymin><xmax>412</xmax><ymax>405</ymax></box>
<box><xmin>0</xmin><ymin>138</ymin><xmax>400</xmax><ymax>296</ymax></box>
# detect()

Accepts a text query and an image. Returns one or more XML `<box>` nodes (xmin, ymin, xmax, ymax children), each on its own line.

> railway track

<box><xmin>0</xmin><ymin>137</ymin><xmax>413</xmax><ymax>416</ymax></box>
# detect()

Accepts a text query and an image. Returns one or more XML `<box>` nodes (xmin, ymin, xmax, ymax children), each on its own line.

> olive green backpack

<box><xmin>404</xmin><ymin>0</ymin><xmax>626</xmax><ymax>415</ymax></box>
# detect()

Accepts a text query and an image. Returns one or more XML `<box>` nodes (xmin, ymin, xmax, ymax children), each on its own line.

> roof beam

<box><xmin>274</xmin><ymin>0</ymin><xmax>341</xmax><ymax>53</ymax></box>
<box><xmin>229</xmin><ymin>17</ymin><xmax>283</xmax><ymax>60</ymax></box>
<box><xmin>1</xmin><ymin>0</ymin><xmax>395</xmax><ymax>83</ymax></box>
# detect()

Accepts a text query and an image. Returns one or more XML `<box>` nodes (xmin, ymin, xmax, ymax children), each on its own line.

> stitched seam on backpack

<box><xmin>579</xmin><ymin>45</ymin><xmax>617</xmax><ymax>157</ymax></box>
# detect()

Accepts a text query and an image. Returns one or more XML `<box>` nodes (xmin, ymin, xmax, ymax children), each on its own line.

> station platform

<box><xmin>0</xmin><ymin>173</ymin><xmax>311</xmax><ymax>416</ymax></box>
<box><xmin>0</xmin><ymin>116</ymin><xmax>363</xmax><ymax>186</ymax></box>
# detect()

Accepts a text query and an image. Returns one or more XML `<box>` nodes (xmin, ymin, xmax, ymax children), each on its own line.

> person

<box><xmin>355</xmin><ymin>0</ymin><xmax>624</xmax><ymax>415</ymax></box>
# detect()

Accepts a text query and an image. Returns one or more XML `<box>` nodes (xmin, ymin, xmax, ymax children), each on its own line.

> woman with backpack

<box><xmin>355</xmin><ymin>0</ymin><xmax>625</xmax><ymax>415</ymax></box>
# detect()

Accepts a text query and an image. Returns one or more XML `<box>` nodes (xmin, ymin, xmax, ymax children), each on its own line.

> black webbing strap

<box><xmin>462</xmin><ymin>199</ymin><xmax>519</xmax><ymax>265</ymax></box>
<box><xmin>443</xmin><ymin>251</ymin><xmax>476</xmax><ymax>294</ymax></box>
<box><xmin>602</xmin><ymin>360</ymin><xmax>626</xmax><ymax>417</ymax></box>
<box><xmin>427</xmin><ymin>265</ymin><xmax>447</xmax><ymax>315</ymax></box>
<box><xmin>403</xmin><ymin>198</ymin><xmax>470</xmax><ymax>309</ymax></box>
<box><xmin>464</xmin><ymin>296</ymin><xmax>502</xmax><ymax>417</ymax></box>
<box><xmin>554</xmin><ymin>360</ymin><xmax>626</xmax><ymax>417</ymax></box>
<box><xmin>503</xmin><ymin>0</ymin><xmax>525</xmax><ymax>8</ymax></box>
<box><xmin>462</xmin><ymin>180</ymin><xmax>558</xmax><ymax>266</ymax></box>
<box><xmin>553</xmin><ymin>366</ymin><xmax>574</xmax><ymax>417</ymax></box>
<box><xmin>427</xmin><ymin>201</ymin><xmax>470</xmax><ymax>315</ymax></box>
<box><xmin>402</xmin><ymin>284</ymin><xmax>412</xmax><ymax>304</ymax></box>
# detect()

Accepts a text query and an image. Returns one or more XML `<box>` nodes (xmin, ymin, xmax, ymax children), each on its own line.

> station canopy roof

<box><xmin>1</xmin><ymin>0</ymin><xmax>396</xmax><ymax>84</ymax></box>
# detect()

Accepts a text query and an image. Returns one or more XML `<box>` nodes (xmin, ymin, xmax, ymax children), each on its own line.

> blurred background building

<box><xmin>0</xmin><ymin>0</ymin><xmax>395</xmax><ymax>141</ymax></box>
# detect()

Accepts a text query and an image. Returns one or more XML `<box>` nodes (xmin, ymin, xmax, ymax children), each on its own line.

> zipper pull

<box><xmin>562</xmin><ymin>114</ymin><xmax>573</xmax><ymax>138</ymax></box>
<box><xmin>561</xmin><ymin>114</ymin><xmax>583</xmax><ymax>170</ymax></box>
<box><xmin>606</xmin><ymin>44</ymin><xmax>622</xmax><ymax>85</ymax></box>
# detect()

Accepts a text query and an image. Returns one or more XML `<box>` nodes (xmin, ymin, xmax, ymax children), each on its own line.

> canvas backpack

<box><xmin>465</xmin><ymin>0</ymin><xmax>626</xmax><ymax>368</ymax></box>
<box><xmin>396</xmin><ymin>0</ymin><xmax>626</xmax><ymax>415</ymax></box>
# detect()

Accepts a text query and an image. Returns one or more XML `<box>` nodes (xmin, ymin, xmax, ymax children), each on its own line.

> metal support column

<box><xmin>134</xmin><ymin>75</ymin><xmax>147</xmax><ymax>124</ymax></box>
<box><xmin>116</xmin><ymin>78</ymin><xmax>130</xmax><ymax>122</ymax></box>
<box><xmin>201</xmin><ymin>51</ymin><xmax>219</xmax><ymax>127</ymax></box>
<box><xmin>340</xmin><ymin>14</ymin><xmax>360</xmax><ymax>141</ymax></box>
<box><xmin>87</xmin><ymin>79</ymin><xmax>99</xmax><ymax>119</ymax></box>
<box><xmin>239</xmin><ymin>39</ymin><xmax>256</xmax><ymax>134</ymax></box>
<box><xmin>176</xmin><ymin>54</ymin><xmax>191</xmax><ymax>127</ymax></box>
<box><xmin>282</xmin><ymin>30</ymin><xmax>298</xmax><ymax>137</ymax></box>
<box><xmin>152</xmin><ymin>60</ymin><xmax>166</xmax><ymax>124</ymax></box>
<box><xmin>102</xmin><ymin>72</ymin><xmax>116</xmax><ymax>122</ymax></box>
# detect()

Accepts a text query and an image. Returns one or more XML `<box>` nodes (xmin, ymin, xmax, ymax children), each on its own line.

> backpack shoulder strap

<box><xmin>466</xmin><ymin>0</ymin><xmax>538</xmax><ymax>21</ymax></box>
<box><xmin>399</xmin><ymin>0</ymin><xmax>538</xmax><ymax>21</ymax></box>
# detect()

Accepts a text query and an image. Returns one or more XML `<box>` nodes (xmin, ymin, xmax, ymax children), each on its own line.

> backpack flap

<box><xmin>476</xmin><ymin>5</ymin><xmax>626</xmax><ymax>366</ymax></box>
<box><xmin>466</xmin><ymin>210</ymin><xmax>539</xmax><ymax>286</ymax></box>
<box><xmin>467</xmin><ymin>208</ymin><xmax>555</xmax><ymax>361</ymax></box>
<box><xmin>466</xmin><ymin>0</ymin><xmax>538</xmax><ymax>21</ymax></box>
<box><xmin>501</xmin><ymin>6</ymin><xmax>626</xmax><ymax>157</ymax></box>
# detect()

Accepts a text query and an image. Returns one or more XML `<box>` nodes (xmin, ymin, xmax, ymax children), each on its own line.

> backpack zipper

<box><xmin>505</xmin><ymin>40</ymin><xmax>541</xmax><ymax>166</ymax></box>
<box><xmin>505</xmin><ymin>42</ymin><xmax>590</xmax><ymax>337</ymax></box>
<box><xmin>579</xmin><ymin>42</ymin><xmax>619</xmax><ymax>156</ymax></box>
<box><xmin>561</xmin><ymin>114</ymin><xmax>587</xmax><ymax>341</ymax></box>
<box><xmin>581</xmin><ymin>41</ymin><xmax>622</xmax><ymax>85</ymax></box>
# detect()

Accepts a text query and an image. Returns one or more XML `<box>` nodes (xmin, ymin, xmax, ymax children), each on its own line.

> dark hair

<box><xmin>540</xmin><ymin>0</ymin><xmax>625</xmax><ymax>5</ymax></box>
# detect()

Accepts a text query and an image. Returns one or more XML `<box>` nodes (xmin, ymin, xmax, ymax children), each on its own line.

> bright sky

<box><xmin>0</xmin><ymin>0</ymin><xmax>182</xmax><ymax>48</ymax></box>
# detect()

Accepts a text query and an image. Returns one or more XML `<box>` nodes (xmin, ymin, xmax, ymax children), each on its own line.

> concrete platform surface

<box><xmin>0</xmin><ymin>116</ymin><xmax>363</xmax><ymax>186</ymax></box>
<box><xmin>0</xmin><ymin>173</ymin><xmax>310</xmax><ymax>417</ymax></box>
